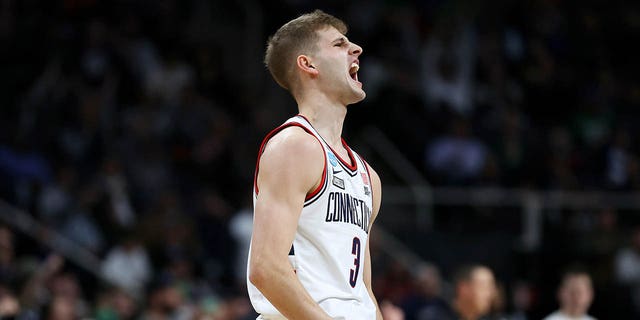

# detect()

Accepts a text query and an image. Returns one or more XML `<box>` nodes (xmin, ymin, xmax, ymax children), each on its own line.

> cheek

<box><xmin>578</xmin><ymin>292</ymin><xmax>592</xmax><ymax>304</ymax></box>
<box><xmin>475</xmin><ymin>288</ymin><xmax>494</xmax><ymax>308</ymax></box>
<box><xmin>329</xmin><ymin>64</ymin><xmax>346</xmax><ymax>80</ymax></box>
<box><xmin>319</xmin><ymin>60</ymin><xmax>344</xmax><ymax>78</ymax></box>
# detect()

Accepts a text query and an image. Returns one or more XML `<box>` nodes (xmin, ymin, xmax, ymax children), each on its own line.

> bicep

<box><xmin>251</xmin><ymin>193</ymin><xmax>304</xmax><ymax>263</ymax></box>
<box><xmin>251</xmin><ymin>132</ymin><xmax>324</xmax><ymax>261</ymax></box>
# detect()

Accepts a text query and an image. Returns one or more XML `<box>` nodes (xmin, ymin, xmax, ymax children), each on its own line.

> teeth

<box><xmin>350</xmin><ymin>62</ymin><xmax>359</xmax><ymax>74</ymax></box>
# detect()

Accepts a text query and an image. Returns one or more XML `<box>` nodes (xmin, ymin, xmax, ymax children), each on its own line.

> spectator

<box><xmin>426</xmin><ymin>117</ymin><xmax>488</xmax><ymax>184</ymax></box>
<box><xmin>46</xmin><ymin>272</ymin><xmax>90</xmax><ymax>319</ymax></box>
<box><xmin>229</xmin><ymin>203</ymin><xmax>253</xmax><ymax>286</ymax></box>
<box><xmin>0</xmin><ymin>226</ymin><xmax>16</xmax><ymax>285</ymax></box>
<box><xmin>542</xmin><ymin>269</ymin><xmax>596</xmax><ymax>320</ymax></box>
<box><xmin>400</xmin><ymin>263</ymin><xmax>449</xmax><ymax>320</ymax></box>
<box><xmin>60</xmin><ymin>207</ymin><xmax>106</xmax><ymax>254</ymax></box>
<box><xmin>422</xmin><ymin>264</ymin><xmax>497</xmax><ymax>320</ymax></box>
<box><xmin>507</xmin><ymin>281</ymin><xmax>535</xmax><ymax>320</ymax></box>
<box><xmin>101</xmin><ymin>158</ymin><xmax>137</xmax><ymax>230</ymax></box>
<box><xmin>101</xmin><ymin>235</ymin><xmax>152</xmax><ymax>298</ymax></box>
<box><xmin>614</xmin><ymin>226</ymin><xmax>640</xmax><ymax>316</ymax></box>
<box><xmin>145</xmin><ymin>49</ymin><xmax>195</xmax><ymax>107</ymax></box>
<box><xmin>20</xmin><ymin>254</ymin><xmax>66</xmax><ymax>315</ymax></box>
<box><xmin>605</xmin><ymin>128</ymin><xmax>636</xmax><ymax>189</ymax></box>
<box><xmin>0</xmin><ymin>140</ymin><xmax>53</xmax><ymax>207</ymax></box>
<box><xmin>43</xmin><ymin>295</ymin><xmax>77</xmax><ymax>320</ymax></box>
<box><xmin>139</xmin><ymin>276</ymin><xmax>195</xmax><ymax>320</ymax></box>
<box><xmin>37</xmin><ymin>166</ymin><xmax>75</xmax><ymax>226</ymax></box>
<box><xmin>420</xmin><ymin>16</ymin><xmax>476</xmax><ymax>116</ymax></box>
<box><xmin>95</xmin><ymin>287</ymin><xmax>138</xmax><ymax>320</ymax></box>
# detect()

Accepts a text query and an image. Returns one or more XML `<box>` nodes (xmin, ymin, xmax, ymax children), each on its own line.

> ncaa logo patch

<box><xmin>328</xmin><ymin>152</ymin><xmax>338</xmax><ymax>167</ymax></box>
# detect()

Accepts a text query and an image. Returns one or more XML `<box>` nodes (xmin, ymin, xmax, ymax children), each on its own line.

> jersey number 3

<box><xmin>349</xmin><ymin>237</ymin><xmax>361</xmax><ymax>288</ymax></box>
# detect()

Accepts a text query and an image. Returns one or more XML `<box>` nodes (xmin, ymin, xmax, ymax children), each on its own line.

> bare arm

<box><xmin>248</xmin><ymin>127</ymin><xmax>332</xmax><ymax>320</ymax></box>
<box><xmin>363</xmin><ymin>165</ymin><xmax>384</xmax><ymax>320</ymax></box>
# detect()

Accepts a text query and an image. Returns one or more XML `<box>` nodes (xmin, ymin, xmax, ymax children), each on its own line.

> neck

<box><xmin>560</xmin><ymin>308</ymin><xmax>584</xmax><ymax>317</ymax></box>
<box><xmin>454</xmin><ymin>299</ymin><xmax>479</xmax><ymax>320</ymax></box>
<box><xmin>296</xmin><ymin>91</ymin><xmax>347</xmax><ymax>148</ymax></box>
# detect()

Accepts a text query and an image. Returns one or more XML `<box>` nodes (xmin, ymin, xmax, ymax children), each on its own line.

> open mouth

<box><xmin>349</xmin><ymin>62</ymin><xmax>360</xmax><ymax>82</ymax></box>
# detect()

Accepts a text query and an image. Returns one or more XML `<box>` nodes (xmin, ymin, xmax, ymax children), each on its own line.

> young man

<box><xmin>420</xmin><ymin>264</ymin><xmax>498</xmax><ymax>320</ymax></box>
<box><xmin>247</xmin><ymin>10</ymin><xmax>383</xmax><ymax>320</ymax></box>
<box><xmin>543</xmin><ymin>270</ymin><xmax>597</xmax><ymax>320</ymax></box>
<box><xmin>451</xmin><ymin>265</ymin><xmax>497</xmax><ymax>320</ymax></box>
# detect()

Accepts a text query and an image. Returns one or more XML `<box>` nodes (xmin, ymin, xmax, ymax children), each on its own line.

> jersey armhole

<box><xmin>253</xmin><ymin>123</ymin><xmax>328</xmax><ymax>201</ymax></box>
<box><xmin>359</xmin><ymin>154</ymin><xmax>374</xmax><ymax>200</ymax></box>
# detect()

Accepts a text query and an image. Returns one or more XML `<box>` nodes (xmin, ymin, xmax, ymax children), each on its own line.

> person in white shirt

<box><xmin>543</xmin><ymin>269</ymin><xmax>596</xmax><ymax>320</ymax></box>
<box><xmin>101</xmin><ymin>236</ymin><xmax>152</xmax><ymax>298</ymax></box>
<box><xmin>614</xmin><ymin>226</ymin><xmax>640</xmax><ymax>316</ymax></box>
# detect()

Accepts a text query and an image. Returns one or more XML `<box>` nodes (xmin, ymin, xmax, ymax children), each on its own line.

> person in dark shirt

<box><xmin>418</xmin><ymin>264</ymin><xmax>499</xmax><ymax>320</ymax></box>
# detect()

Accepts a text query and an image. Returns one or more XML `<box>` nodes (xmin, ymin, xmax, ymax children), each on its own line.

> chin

<box><xmin>350</xmin><ymin>87</ymin><xmax>366</xmax><ymax>104</ymax></box>
<box><xmin>347</xmin><ymin>94</ymin><xmax>366</xmax><ymax>106</ymax></box>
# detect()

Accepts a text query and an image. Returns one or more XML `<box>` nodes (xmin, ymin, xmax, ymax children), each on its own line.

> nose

<box><xmin>350</xmin><ymin>42</ymin><xmax>363</xmax><ymax>56</ymax></box>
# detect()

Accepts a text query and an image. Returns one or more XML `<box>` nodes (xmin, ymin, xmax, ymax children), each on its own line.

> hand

<box><xmin>41</xmin><ymin>253</ymin><xmax>64</xmax><ymax>276</ymax></box>
<box><xmin>380</xmin><ymin>300</ymin><xmax>404</xmax><ymax>320</ymax></box>
<box><xmin>0</xmin><ymin>295</ymin><xmax>20</xmax><ymax>316</ymax></box>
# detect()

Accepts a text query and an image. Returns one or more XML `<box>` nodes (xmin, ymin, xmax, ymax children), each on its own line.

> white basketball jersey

<box><xmin>247</xmin><ymin>115</ymin><xmax>377</xmax><ymax>319</ymax></box>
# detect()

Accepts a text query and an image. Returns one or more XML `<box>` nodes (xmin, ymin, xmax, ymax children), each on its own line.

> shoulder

<box><xmin>262</xmin><ymin>125</ymin><xmax>323</xmax><ymax>158</ymax></box>
<box><xmin>366</xmin><ymin>162</ymin><xmax>381</xmax><ymax>187</ymax></box>
<box><xmin>615</xmin><ymin>247</ymin><xmax>640</xmax><ymax>264</ymax></box>
<box><xmin>258</xmin><ymin>126</ymin><xmax>325</xmax><ymax>188</ymax></box>
<box><xmin>541</xmin><ymin>311</ymin><xmax>562</xmax><ymax>320</ymax></box>
<box><xmin>363</xmin><ymin>161</ymin><xmax>382</xmax><ymax>200</ymax></box>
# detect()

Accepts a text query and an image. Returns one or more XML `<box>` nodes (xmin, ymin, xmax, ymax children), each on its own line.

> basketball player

<box><xmin>247</xmin><ymin>10</ymin><xmax>383</xmax><ymax>320</ymax></box>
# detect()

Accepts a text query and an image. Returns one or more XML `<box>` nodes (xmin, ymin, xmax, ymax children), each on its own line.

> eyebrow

<box><xmin>332</xmin><ymin>37</ymin><xmax>348</xmax><ymax>45</ymax></box>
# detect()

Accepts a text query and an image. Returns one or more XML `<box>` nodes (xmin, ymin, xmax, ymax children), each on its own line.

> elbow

<box><xmin>248</xmin><ymin>257</ymin><xmax>271</xmax><ymax>289</ymax></box>
<box><xmin>248</xmin><ymin>265</ymin><xmax>264</xmax><ymax>288</ymax></box>
<box><xmin>249</xmin><ymin>254</ymin><xmax>288</xmax><ymax>290</ymax></box>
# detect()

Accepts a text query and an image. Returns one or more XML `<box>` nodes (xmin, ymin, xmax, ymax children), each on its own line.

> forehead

<box><xmin>471</xmin><ymin>268</ymin><xmax>494</xmax><ymax>283</ymax></box>
<box><xmin>564</xmin><ymin>275</ymin><xmax>591</xmax><ymax>287</ymax></box>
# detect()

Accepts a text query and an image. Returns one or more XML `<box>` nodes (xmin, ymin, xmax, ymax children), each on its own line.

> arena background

<box><xmin>1</xmin><ymin>0</ymin><xmax>640</xmax><ymax>319</ymax></box>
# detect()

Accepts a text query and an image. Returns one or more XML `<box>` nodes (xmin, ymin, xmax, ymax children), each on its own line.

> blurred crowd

<box><xmin>1</xmin><ymin>0</ymin><xmax>640</xmax><ymax>319</ymax></box>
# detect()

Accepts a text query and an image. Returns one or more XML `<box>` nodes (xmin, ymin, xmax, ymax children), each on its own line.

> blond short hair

<box><xmin>264</xmin><ymin>10</ymin><xmax>348</xmax><ymax>91</ymax></box>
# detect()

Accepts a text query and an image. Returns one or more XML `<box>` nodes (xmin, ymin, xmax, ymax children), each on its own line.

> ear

<box><xmin>296</xmin><ymin>55</ymin><xmax>319</xmax><ymax>77</ymax></box>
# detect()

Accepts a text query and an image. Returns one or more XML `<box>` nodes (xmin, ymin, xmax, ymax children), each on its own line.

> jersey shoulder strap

<box><xmin>253</xmin><ymin>115</ymin><xmax>328</xmax><ymax>200</ymax></box>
